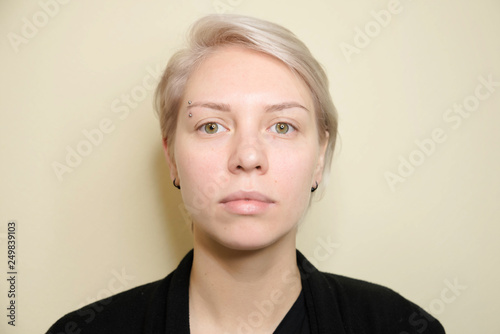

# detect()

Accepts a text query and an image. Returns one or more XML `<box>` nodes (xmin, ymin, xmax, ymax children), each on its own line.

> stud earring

<box><xmin>173</xmin><ymin>178</ymin><xmax>181</xmax><ymax>190</ymax></box>
<box><xmin>311</xmin><ymin>181</ymin><xmax>318</xmax><ymax>193</ymax></box>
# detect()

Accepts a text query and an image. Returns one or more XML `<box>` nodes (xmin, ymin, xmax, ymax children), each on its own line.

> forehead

<box><xmin>184</xmin><ymin>46</ymin><xmax>314</xmax><ymax>111</ymax></box>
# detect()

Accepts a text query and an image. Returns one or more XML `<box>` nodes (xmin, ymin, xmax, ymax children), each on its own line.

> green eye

<box><xmin>275</xmin><ymin>122</ymin><xmax>289</xmax><ymax>134</ymax></box>
<box><xmin>203</xmin><ymin>122</ymin><xmax>225</xmax><ymax>135</ymax></box>
<box><xmin>204</xmin><ymin>123</ymin><xmax>219</xmax><ymax>134</ymax></box>
<box><xmin>199</xmin><ymin>122</ymin><xmax>227</xmax><ymax>135</ymax></box>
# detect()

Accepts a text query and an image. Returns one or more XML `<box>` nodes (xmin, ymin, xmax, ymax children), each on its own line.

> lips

<box><xmin>220</xmin><ymin>191</ymin><xmax>274</xmax><ymax>204</ymax></box>
<box><xmin>220</xmin><ymin>191</ymin><xmax>275</xmax><ymax>215</ymax></box>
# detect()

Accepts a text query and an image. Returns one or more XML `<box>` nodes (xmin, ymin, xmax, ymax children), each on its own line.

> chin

<box><xmin>192</xmin><ymin>215</ymin><xmax>298</xmax><ymax>252</ymax></box>
<box><xmin>214</xmin><ymin>225</ymin><xmax>296</xmax><ymax>253</ymax></box>
<box><xmin>219</xmin><ymin>239</ymin><xmax>275</xmax><ymax>252</ymax></box>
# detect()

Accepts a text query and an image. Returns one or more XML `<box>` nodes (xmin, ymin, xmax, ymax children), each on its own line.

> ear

<box><xmin>313</xmin><ymin>131</ymin><xmax>329</xmax><ymax>186</ymax></box>
<box><xmin>162</xmin><ymin>138</ymin><xmax>178</xmax><ymax>181</ymax></box>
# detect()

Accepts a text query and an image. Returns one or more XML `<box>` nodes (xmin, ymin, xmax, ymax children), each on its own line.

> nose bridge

<box><xmin>229</xmin><ymin>127</ymin><xmax>268</xmax><ymax>173</ymax></box>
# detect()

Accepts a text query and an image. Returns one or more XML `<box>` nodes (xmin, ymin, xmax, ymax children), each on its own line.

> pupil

<box><xmin>206</xmin><ymin>123</ymin><xmax>218</xmax><ymax>133</ymax></box>
<box><xmin>277</xmin><ymin>123</ymin><xmax>288</xmax><ymax>133</ymax></box>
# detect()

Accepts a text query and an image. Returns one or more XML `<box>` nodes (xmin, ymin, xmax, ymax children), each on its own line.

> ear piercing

<box><xmin>311</xmin><ymin>181</ymin><xmax>318</xmax><ymax>193</ymax></box>
<box><xmin>173</xmin><ymin>178</ymin><xmax>181</xmax><ymax>190</ymax></box>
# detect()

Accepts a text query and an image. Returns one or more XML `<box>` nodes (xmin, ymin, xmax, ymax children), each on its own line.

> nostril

<box><xmin>235</xmin><ymin>164</ymin><xmax>261</xmax><ymax>170</ymax></box>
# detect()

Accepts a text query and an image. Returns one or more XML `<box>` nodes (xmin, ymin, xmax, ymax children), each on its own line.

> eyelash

<box><xmin>269</xmin><ymin>122</ymin><xmax>296</xmax><ymax>135</ymax></box>
<box><xmin>196</xmin><ymin>121</ymin><xmax>297</xmax><ymax>135</ymax></box>
<box><xmin>197</xmin><ymin>122</ymin><xmax>228</xmax><ymax>134</ymax></box>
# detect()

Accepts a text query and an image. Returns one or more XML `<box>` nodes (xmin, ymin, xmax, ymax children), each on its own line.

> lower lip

<box><xmin>221</xmin><ymin>200</ymin><xmax>273</xmax><ymax>215</ymax></box>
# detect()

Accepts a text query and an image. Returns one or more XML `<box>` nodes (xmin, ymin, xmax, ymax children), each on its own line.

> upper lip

<box><xmin>220</xmin><ymin>191</ymin><xmax>275</xmax><ymax>203</ymax></box>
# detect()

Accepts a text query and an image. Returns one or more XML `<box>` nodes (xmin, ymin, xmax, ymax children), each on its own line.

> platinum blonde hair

<box><xmin>155</xmin><ymin>14</ymin><xmax>338</xmax><ymax>185</ymax></box>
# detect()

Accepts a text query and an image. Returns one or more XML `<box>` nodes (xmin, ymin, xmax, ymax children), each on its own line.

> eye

<box><xmin>271</xmin><ymin>122</ymin><xmax>295</xmax><ymax>135</ymax></box>
<box><xmin>199</xmin><ymin>122</ymin><xmax>227</xmax><ymax>134</ymax></box>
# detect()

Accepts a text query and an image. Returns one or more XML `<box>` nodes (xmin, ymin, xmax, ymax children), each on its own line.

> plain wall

<box><xmin>1</xmin><ymin>0</ymin><xmax>499</xmax><ymax>333</ymax></box>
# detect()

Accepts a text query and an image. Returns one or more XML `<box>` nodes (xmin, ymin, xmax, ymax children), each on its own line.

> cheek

<box><xmin>176</xmin><ymin>135</ymin><xmax>221</xmax><ymax>178</ymax></box>
<box><xmin>269</xmin><ymin>149</ymin><xmax>316</xmax><ymax>226</ymax></box>
<box><xmin>270</xmin><ymin>144</ymin><xmax>318</xmax><ymax>195</ymax></box>
<box><xmin>175</xmin><ymin>144</ymin><xmax>229</xmax><ymax>207</ymax></box>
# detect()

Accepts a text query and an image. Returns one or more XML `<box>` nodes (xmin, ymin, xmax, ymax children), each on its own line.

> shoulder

<box><xmin>46</xmin><ymin>275</ymin><xmax>171</xmax><ymax>334</ymax></box>
<box><xmin>313</xmin><ymin>271</ymin><xmax>446</xmax><ymax>333</ymax></box>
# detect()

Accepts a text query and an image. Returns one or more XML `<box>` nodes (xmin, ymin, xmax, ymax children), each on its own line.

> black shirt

<box><xmin>47</xmin><ymin>250</ymin><xmax>446</xmax><ymax>333</ymax></box>
<box><xmin>274</xmin><ymin>289</ymin><xmax>310</xmax><ymax>334</ymax></box>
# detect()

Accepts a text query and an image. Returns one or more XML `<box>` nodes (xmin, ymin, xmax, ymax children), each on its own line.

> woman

<box><xmin>47</xmin><ymin>14</ymin><xmax>445</xmax><ymax>334</ymax></box>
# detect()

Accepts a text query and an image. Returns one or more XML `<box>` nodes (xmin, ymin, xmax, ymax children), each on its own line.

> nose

<box><xmin>228</xmin><ymin>133</ymin><xmax>269</xmax><ymax>174</ymax></box>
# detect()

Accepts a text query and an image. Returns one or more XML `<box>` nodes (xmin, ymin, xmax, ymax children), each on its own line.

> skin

<box><xmin>163</xmin><ymin>46</ymin><xmax>328</xmax><ymax>334</ymax></box>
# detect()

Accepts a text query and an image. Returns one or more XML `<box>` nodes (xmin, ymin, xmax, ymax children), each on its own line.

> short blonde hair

<box><xmin>155</xmin><ymin>14</ymin><xmax>338</xmax><ymax>182</ymax></box>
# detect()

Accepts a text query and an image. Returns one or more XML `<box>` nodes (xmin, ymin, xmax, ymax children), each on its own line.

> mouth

<box><xmin>220</xmin><ymin>191</ymin><xmax>275</xmax><ymax>215</ymax></box>
<box><xmin>220</xmin><ymin>191</ymin><xmax>274</xmax><ymax>204</ymax></box>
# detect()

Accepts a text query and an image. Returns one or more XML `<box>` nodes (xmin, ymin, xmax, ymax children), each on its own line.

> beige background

<box><xmin>1</xmin><ymin>0</ymin><xmax>499</xmax><ymax>333</ymax></box>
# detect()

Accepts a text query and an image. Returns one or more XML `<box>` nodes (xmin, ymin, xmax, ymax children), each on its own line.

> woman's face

<box><xmin>166</xmin><ymin>46</ymin><xmax>328</xmax><ymax>251</ymax></box>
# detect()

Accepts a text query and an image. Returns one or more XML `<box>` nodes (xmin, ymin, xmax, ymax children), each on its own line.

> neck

<box><xmin>189</xmin><ymin>229</ymin><xmax>302</xmax><ymax>334</ymax></box>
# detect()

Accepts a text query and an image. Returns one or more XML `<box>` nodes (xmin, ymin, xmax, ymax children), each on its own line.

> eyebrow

<box><xmin>186</xmin><ymin>101</ymin><xmax>309</xmax><ymax>113</ymax></box>
<box><xmin>265</xmin><ymin>102</ymin><xmax>309</xmax><ymax>113</ymax></box>
<box><xmin>186</xmin><ymin>102</ymin><xmax>231</xmax><ymax>112</ymax></box>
